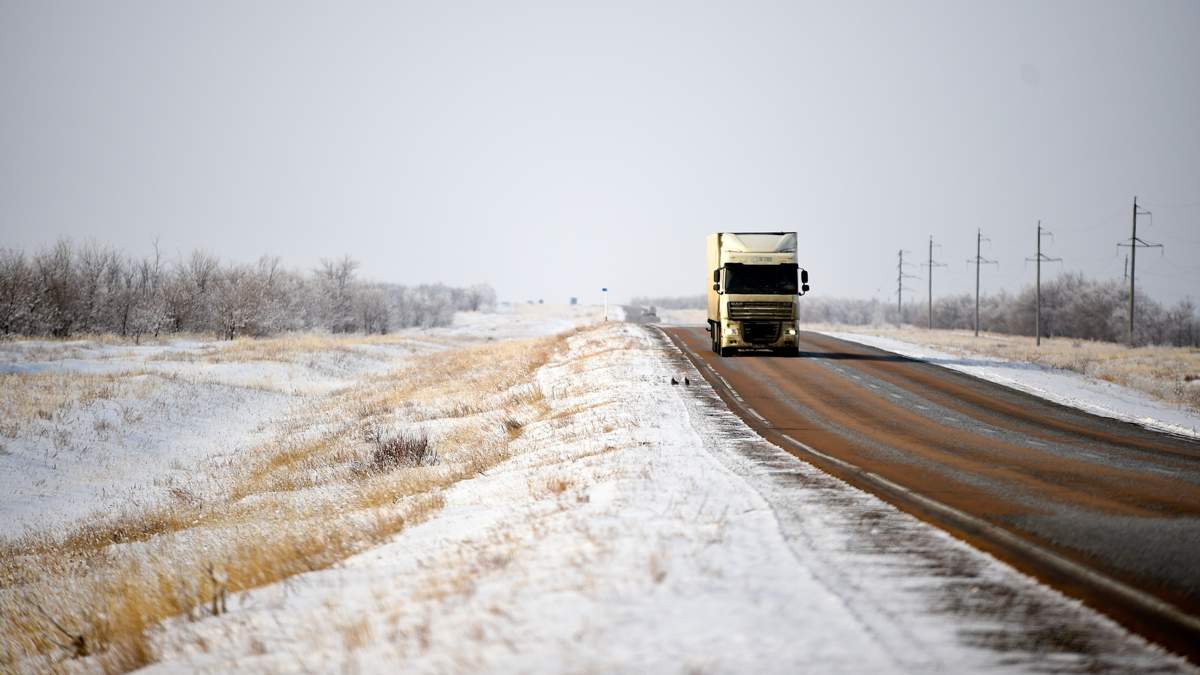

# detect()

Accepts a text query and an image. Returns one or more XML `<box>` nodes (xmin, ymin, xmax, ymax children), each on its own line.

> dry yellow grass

<box><xmin>339</xmin><ymin>617</ymin><xmax>374</xmax><ymax>651</ymax></box>
<box><xmin>0</xmin><ymin>333</ymin><xmax>207</xmax><ymax>348</ymax></box>
<box><xmin>0</xmin><ymin>333</ymin><xmax>222</xmax><ymax>366</ymax></box>
<box><xmin>0</xmin><ymin>371</ymin><xmax>156</xmax><ymax>432</ymax></box>
<box><xmin>149</xmin><ymin>331</ymin><xmax>458</xmax><ymax>366</ymax></box>
<box><xmin>0</xmin><ymin>329</ymin><xmax>575</xmax><ymax>673</ymax></box>
<box><xmin>810</xmin><ymin>324</ymin><xmax>1200</xmax><ymax>411</ymax></box>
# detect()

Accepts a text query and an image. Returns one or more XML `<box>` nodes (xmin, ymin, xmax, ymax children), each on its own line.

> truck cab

<box><xmin>707</xmin><ymin>232</ymin><xmax>809</xmax><ymax>357</ymax></box>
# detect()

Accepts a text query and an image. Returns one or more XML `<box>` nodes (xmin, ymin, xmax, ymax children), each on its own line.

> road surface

<box><xmin>663</xmin><ymin>326</ymin><xmax>1200</xmax><ymax>661</ymax></box>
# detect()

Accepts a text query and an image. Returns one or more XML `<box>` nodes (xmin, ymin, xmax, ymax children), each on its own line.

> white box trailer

<box><xmin>706</xmin><ymin>232</ymin><xmax>809</xmax><ymax>356</ymax></box>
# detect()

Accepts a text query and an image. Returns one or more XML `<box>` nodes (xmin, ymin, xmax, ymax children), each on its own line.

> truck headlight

<box><xmin>786</xmin><ymin>328</ymin><xmax>796</xmax><ymax>335</ymax></box>
<box><xmin>725</xmin><ymin>326</ymin><xmax>738</xmax><ymax>335</ymax></box>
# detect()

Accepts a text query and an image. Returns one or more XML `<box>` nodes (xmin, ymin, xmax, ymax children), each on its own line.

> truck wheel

<box><xmin>710</xmin><ymin>324</ymin><xmax>719</xmax><ymax>353</ymax></box>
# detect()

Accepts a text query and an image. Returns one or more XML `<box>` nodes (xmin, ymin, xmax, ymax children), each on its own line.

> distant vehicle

<box><xmin>706</xmin><ymin>232</ymin><xmax>809</xmax><ymax>356</ymax></box>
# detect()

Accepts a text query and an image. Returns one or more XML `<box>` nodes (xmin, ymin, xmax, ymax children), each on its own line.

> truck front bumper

<box><xmin>719</xmin><ymin>320</ymin><xmax>798</xmax><ymax>349</ymax></box>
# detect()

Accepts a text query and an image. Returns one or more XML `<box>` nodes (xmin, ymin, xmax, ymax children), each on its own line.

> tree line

<box><xmin>0</xmin><ymin>240</ymin><xmax>496</xmax><ymax>341</ymax></box>
<box><xmin>796</xmin><ymin>273</ymin><xmax>1199</xmax><ymax>347</ymax></box>
<box><xmin>634</xmin><ymin>273</ymin><xmax>1200</xmax><ymax>347</ymax></box>
<box><xmin>629</xmin><ymin>295</ymin><xmax>706</xmax><ymax>310</ymax></box>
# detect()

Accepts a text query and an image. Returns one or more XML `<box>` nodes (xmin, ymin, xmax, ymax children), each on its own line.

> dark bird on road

<box><xmin>671</xmin><ymin>377</ymin><xmax>679</xmax><ymax>385</ymax></box>
<box><xmin>685</xmin><ymin>377</ymin><xmax>690</xmax><ymax>386</ymax></box>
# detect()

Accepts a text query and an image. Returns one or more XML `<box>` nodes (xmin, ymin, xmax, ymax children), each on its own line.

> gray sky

<box><xmin>2</xmin><ymin>0</ymin><xmax>1198</xmax><ymax>305</ymax></box>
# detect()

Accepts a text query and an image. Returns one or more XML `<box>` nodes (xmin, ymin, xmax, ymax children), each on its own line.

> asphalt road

<box><xmin>663</xmin><ymin>326</ymin><xmax>1200</xmax><ymax>661</ymax></box>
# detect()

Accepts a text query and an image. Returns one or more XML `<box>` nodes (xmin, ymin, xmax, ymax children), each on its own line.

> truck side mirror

<box><xmin>712</xmin><ymin>270</ymin><xmax>720</xmax><ymax>283</ymax></box>
<box><xmin>712</xmin><ymin>283</ymin><xmax>720</xmax><ymax>292</ymax></box>
<box><xmin>800</xmin><ymin>269</ymin><xmax>809</xmax><ymax>284</ymax></box>
<box><xmin>802</xmin><ymin>284</ymin><xmax>810</xmax><ymax>293</ymax></box>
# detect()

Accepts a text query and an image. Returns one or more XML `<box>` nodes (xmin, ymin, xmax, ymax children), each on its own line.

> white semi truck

<box><xmin>706</xmin><ymin>232</ymin><xmax>809</xmax><ymax>357</ymax></box>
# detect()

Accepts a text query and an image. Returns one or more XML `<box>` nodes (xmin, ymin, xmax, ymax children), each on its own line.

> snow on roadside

<box><xmin>441</xmin><ymin>303</ymin><xmax>607</xmax><ymax>339</ymax></box>
<box><xmin>141</xmin><ymin>323</ymin><xmax>1192</xmax><ymax>674</ymax></box>
<box><xmin>820</xmin><ymin>330</ymin><xmax>1200</xmax><ymax>439</ymax></box>
<box><xmin>0</xmin><ymin>377</ymin><xmax>291</xmax><ymax>539</ymax></box>
<box><xmin>0</xmin><ymin>305</ymin><xmax>603</xmax><ymax>539</ymax></box>
<box><xmin>0</xmin><ymin>340</ymin><xmax>418</xmax><ymax>539</ymax></box>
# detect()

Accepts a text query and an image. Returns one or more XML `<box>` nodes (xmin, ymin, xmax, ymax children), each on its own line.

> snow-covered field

<box><xmin>1</xmin><ymin>305</ymin><xmax>1193</xmax><ymax>672</ymax></box>
<box><xmin>0</xmin><ymin>304</ymin><xmax>602</xmax><ymax>538</ymax></box>
<box><xmin>819</xmin><ymin>330</ymin><xmax>1200</xmax><ymax>439</ymax></box>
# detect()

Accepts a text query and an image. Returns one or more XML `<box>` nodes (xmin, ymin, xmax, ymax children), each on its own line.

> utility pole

<box><xmin>1118</xmin><ymin>197</ymin><xmax>1162</xmax><ymax>346</ymax></box>
<box><xmin>1025</xmin><ymin>221</ymin><xmax>1062</xmax><ymax>346</ymax></box>
<box><xmin>966</xmin><ymin>229</ymin><xmax>998</xmax><ymax>337</ymax></box>
<box><xmin>922</xmin><ymin>236</ymin><xmax>946</xmax><ymax>330</ymax></box>
<box><xmin>896</xmin><ymin>249</ymin><xmax>918</xmax><ymax>327</ymax></box>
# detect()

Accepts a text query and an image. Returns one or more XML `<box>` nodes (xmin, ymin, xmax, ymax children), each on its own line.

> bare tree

<box><xmin>356</xmin><ymin>284</ymin><xmax>390</xmax><ymax>334</ymax></box>
<box><xmin>33</xmin><ymin>240</ymin><xmax>80</xmax><ymax>337</ymax></box>
<box><xmin>465</xmin><ymin>283</ymin><xmax>498</xmax><ymax>312</ymax></box>
<box><xmin>164</xmin><ymin>250</ymin><xmax>219</xmax><ymax>332</ymax></box>
<box><xmin>74</xmin><ymin>241</ymin><xmax>120</xmax><ymax>333</ymax></box>
<box><xmin>128</xmin><ymin>251</ymin><xmax>167</xmax><ymax>343</ymax></box>
<box><xmin>0</xmin><ymin>249</ymin><xmax>38</xmax><ymax>335</ymax></box>
<box><xmin>210</xmin><ymin>266</ymin><xmax>261</xmax><ymax>340</ymax></box>
<box><xmin>315</xmin><ymin>256</ymin><xmax>360</xmax><ymax>333</ymax></box>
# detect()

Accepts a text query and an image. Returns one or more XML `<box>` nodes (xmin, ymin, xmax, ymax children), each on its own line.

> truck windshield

<box><xmin>724</xmin><ymin>263</ymin><xmax>798</xmax><ymax>294</ymax></box>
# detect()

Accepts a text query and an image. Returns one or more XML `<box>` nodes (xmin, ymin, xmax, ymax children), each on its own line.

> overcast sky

<box><xmin>2</xmin><ymin>0</ymin><xmax>1197</xmax><ymax>305</ymax></box>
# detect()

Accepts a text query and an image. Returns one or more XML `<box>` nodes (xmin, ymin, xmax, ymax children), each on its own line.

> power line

<box><xmin>1025</xmin><ymin>220</ymin><xmax>1062</xmax><ymax>346</ymax></box>
<box><xmin>922</xmin><ymin>236</ymin><xmax>946</xmax><ymax>330</ymax></box>
<box><xmin>966</xmin><ymin>229</ymin><xmax>998</xmax><ymax>337</ymax></box>
<box><xmin>896</xmin><ymin>249</ymin><xmax>919</xmax><ymax>327</ymax></box>
<box><xmin>1117</xmin><ymin>196</ymin><xmax>1164</xmax><ymax>346</ymax></box>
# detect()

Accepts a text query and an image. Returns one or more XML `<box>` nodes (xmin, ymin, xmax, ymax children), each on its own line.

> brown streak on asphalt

<box><xmin>664</xmin><ymin>326</ymin><xmax>1200</xmax><ymax>663</ymax></box>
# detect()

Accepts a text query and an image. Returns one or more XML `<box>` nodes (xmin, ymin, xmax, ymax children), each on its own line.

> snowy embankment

<box><xmin>819</xmin><ymin>330</ymin><xmax>1200</xmax><ymax>439</ymax></box>
<box><xmin>0</xmin><ymin>304</ymin><xmax>602</xmax><ymax>539</ymax></box>
<box><xmin>136</xmin><ymin>322</ymin><xmax>1188</xmax><ymax>673</ymax></box>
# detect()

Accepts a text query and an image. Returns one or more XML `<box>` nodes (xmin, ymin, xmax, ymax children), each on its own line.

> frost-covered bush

<box><xmin>0</xmin><ymin>240</ymin><xmax>495</xmax><ymax>339</ymax></box>
<box><xmin>364</xmin><ymin>427</ymin><xmax>438</xmax><ymax>471</ymax></box>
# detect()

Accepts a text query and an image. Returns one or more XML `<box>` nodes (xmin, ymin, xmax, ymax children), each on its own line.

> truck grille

<box><xmin>728</xmin><ymin>301</ymin><xmax>793</xmax><ymax>321</ymax></box>
<box><xmin>742</xmin><ymin>321</ymin><xmax>781</xmax><ymax>344</ymax></box>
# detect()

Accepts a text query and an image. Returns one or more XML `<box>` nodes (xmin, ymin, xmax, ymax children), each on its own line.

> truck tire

<box><xmin>719</xmin><ymin>345</ymin><xmax>734</xmax><ymax>357</ymax></box>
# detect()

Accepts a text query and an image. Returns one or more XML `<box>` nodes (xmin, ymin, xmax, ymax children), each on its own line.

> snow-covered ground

<box><xmin>820</xmin><ymin>330</ymin><xmax>1200</xmax><ymax>439</ymax></box>
<box><xmin>440</xmin><ymin>302</ymin><xmax>608</xmax><ymax>339</ymax></box>
<box><xmin>0</xmin><ymin>304</ymin><xmax>602</xmax><ymax>538</ymax></box>
<box><xmin>2</xmin><ymin>306</ymin><xmax>1193</xmax><ymax>672</ymax></box>
<box><xmin>137</xmin><ymin>322</ymin><xmax>1189</xmax><ymax>673</ymax></box>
